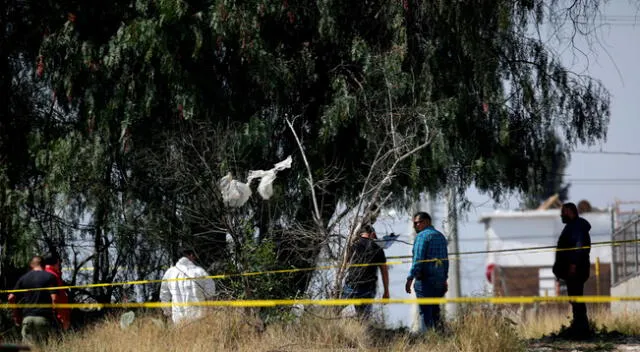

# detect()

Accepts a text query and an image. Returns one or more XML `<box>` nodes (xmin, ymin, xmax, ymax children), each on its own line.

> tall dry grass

<box><xmin>19</xmin><ymin>307</ymin><xmax>522</xmax><ymax>352</ymax></box>
<box><xmin>10</xmin><ymin>305</ymin><xmax>640</xmax><ymax>351</ymax></box>
<box><xmin>515</xmin><ymin>305</ymin><xmax>640</xmax><ymax>339</ymax></box>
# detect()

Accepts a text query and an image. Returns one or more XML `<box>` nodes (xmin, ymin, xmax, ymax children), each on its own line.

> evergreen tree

<box><xmin>1</xmin><ymin>0</ymin><xmax>613</xmax><ymax>301</ymax></box>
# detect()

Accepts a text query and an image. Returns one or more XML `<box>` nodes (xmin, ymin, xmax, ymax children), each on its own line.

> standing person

<box><xmin>43</xmin><ymin>253</ymin><xmax>71</xmax><ymax>331</ymax></box>
<box><xmin>405</xmin><ymin>212</ymin><xmax>449</xmax><ymax>331</ymax></box>
<box><xmin>553</xmin><ymin>202</ymin><xmax>592</xmax><ymax>337</ymax></box>
<box><xmin>8</xmin><ymin>256</ymin><xmax>60</xmax><ymax>346</ymax></box>
<box><xmin>342</xmin><ymin>225</ymin><xmax>390</xmax><ymax>320</ymax></box>
<box><xmin>160</xmin><ymin>247</ymin><xmax>216</xmax><ymax>324</ymax></box>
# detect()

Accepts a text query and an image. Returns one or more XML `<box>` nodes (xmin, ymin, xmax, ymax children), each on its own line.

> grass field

<box><xmin>7</xmin><ymin>305</ymin><xmax>640</xmax><ymax>351</ymax></box>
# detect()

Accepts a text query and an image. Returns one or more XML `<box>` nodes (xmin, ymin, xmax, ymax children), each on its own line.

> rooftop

<box><xmin>477</xmin><ymin>208</ymin><xmax>611</xmax><ymax>223</ymax></box>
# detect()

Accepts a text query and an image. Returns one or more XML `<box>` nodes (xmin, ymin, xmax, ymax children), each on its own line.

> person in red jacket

<box><xmin>43</xmin><ymin>253</ymin><xmax>71</xmax><ymax>331</ymax></box>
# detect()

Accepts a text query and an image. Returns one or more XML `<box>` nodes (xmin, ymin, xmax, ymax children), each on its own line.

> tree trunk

<box><xmin>279</xmin><ymin>189</ymin><xmax>338</xmax><ymax>296</ymax></box>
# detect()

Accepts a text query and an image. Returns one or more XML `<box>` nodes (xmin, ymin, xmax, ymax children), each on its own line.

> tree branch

<box><xmin>285</xmin><ymin>117</ymin><xmax>323</xmax><ymax>230</ymax></box>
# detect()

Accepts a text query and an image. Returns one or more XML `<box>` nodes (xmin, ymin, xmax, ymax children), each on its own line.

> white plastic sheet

<box><xmin>119</xmin><ymin>311</ymin><xmax>135</xmax><ymax>330</ymax></box>
<box><xmin>218</xmin><ymin>156</ymin><xmax>292</xmax><ymax>207</ymax></box>
<box><xmin>340</xmin><ymin>305</ymin><xmax>357</xmax><ymax>319</ymax></box>
<box><xmin>218</xmin><ymin>173</ymin><xmax>252</xmax><ymax>208</ymax></box>
<box><xmin>247</xmin><ymin>155</ymin><xmax>293</xmax><ymax>200</ymax></box>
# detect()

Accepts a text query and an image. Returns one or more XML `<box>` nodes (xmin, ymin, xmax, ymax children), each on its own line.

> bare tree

<box><xmin>332</xmin><ymin>113</ymin><xmax>436</xmax><ymax>297</ymax></box>
<box><xmin>286</xmin><ymin>81</ymin><xmax>441</xmax><ymax>298</ymax></box>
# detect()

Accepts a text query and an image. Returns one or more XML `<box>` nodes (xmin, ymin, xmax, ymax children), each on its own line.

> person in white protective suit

<box><xmin>160</xmin><ymin>248</ymin><xmax>216</xmax><ymax>324</ymax></box>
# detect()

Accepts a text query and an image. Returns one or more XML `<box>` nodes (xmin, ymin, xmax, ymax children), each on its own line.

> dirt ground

<box><xmin>527</xmin><ymin>330</ymin><xmax>640</xmax><ymax>352</ymax></box>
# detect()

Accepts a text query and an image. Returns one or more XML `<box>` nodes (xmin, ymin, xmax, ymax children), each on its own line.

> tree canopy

<box><xmin>1</xmin><ymin>0</ymin><xmax>611</xmax><ymax>305</ymax></box>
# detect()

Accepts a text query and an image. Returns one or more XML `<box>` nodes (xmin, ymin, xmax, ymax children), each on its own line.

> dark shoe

<box><xmin>559</xmin><ymin>320</ymin><xmax>592</xmax><ymax>341</ymax></box>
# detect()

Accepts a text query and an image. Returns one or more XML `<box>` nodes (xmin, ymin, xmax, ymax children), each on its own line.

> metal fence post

<box><xmin>633</xmin><ymin>221</ymin><xmax>640</xmax><ymax>275</ymax></box>
<box><xmin>623</xmin><ymin>227</ymin><xmax>627</xmax><ymax>280</ymax></box>
<box><xmin>596</xmin><ymin>256</ymin><xmax>601</xmax><ymax>296</ymax></box>
<box><xmin>611</xmin><ymin>207</ymin><xmax>617</xmax><ymax>285</ymax></box>
<box><xmin>613</xmin><ymin>228</ymin><xmax>618</xmax><ymax>285</ymax></box>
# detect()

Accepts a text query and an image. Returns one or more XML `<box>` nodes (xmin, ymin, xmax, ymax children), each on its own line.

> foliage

<box><xmin>219</xmin><ymin>238</ymin><xmax>300</xmax><ymax>301</ymax></box>
<box><xmin>521</xmin><ymin>131</ymin><xmax>571</xmax><ymax>209</ymax></box>
<box><xmin>0</xmin><ymin>0</ymin><xmax>74</xmax><ymax>289</ymax></box>
<box><xmin>0</xmin><ymin>0</ymin><xmax>613</xmax><ymax>310</ymax></box>
<box><xmin>38</xmin><ymin>0</ymin><xmax>611</xmax><ymax>205</ymax></box>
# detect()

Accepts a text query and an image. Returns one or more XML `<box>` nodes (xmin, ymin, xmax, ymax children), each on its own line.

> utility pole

<box><xmin>444</xmin><ymin>187</ymin><xmax>461</xmax><ymax>319</ymax></box>
<box><xmin>408</xmin><ymin>196</ymin><xmax>420</xmax><ymax>333</ymax></box>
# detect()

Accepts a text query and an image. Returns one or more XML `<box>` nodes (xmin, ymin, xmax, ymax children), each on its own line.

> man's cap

<box><xmin>359</xmin><ymin>225</ymin><xmax>376</xmax><ymax>234</ymax></box>
<box><xmin>179</xmin><ymin>247</ymin><xmax>196</xmax><ymax>256</ymax></box>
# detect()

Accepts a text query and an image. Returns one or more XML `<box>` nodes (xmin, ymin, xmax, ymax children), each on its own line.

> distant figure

<box><xmin>43</xmin><ymin>253</ymin><xmax>71</xmax><ymax>330</ymax></box>
<box><xmin>160</xmin><ymin>248</ymin><xmax>216</xmax><ymax>324</ymax></box>
<box><xmin>406</xmin><ymin>212</ymin><xmax>449</xmax><ymax>332</ymax></box>
<box><xmin>577</xmin><ymin>200</ymin><xmax>593</xmax><ymax>214</ymax></box>
<box><xmin>8</xmin><ymin>256</ymin><xmax>60</xmax><ymax>346</ymax></box>
<box><xmin>553</xmin><ymin>202</ymin><xmax>592</xmax><ymax>337</ymax></box>
<box><xmin>342</xmin><ymin>225</ymin><xmax>390</xmax><ymax>320</ymax></box>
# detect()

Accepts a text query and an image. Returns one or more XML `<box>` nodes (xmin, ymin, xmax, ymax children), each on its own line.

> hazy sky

<box><xmin>458</xmin><ymin>1</ymin><xmax>640</xmax><ymax>296</ymax></box>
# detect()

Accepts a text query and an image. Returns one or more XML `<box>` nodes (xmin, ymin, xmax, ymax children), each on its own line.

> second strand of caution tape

<box><xmin>1</xmin><ymin>238</ymin><xmax>633</xmax><ymax>294</ymax></box>
<box><xmin>2</xmin><ymin>295</ymin><xmax>640</xmax><ymax>310</ymax></box>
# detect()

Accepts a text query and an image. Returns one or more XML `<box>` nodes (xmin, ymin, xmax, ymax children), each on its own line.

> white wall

<box><xmin>482</xmin><ymin>210</ymin><xmax>613</xmax><ymax>294</ymax></box>
<box><xmin>372</xmin><ymin>212</ymin><xmax>417</xmax><ymax>328</ymax></box>
<box><xmin>611</xmin><ymin>276</ymin><xmax>640</xmax><ymax>314</ymax></box>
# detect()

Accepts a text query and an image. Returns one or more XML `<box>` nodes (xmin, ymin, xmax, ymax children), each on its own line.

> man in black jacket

<box><xmin>343</xmin><ymin>225</ymin><xmax>390</xmax><ymax>320</ymax></box>
<box><xmin>8</xmin><ymin>256</ymin><xmax>59</xmax><ymax>346</ymax></box>
<box><xmin>553</xmin><ymin>202</ymin><xmax>591</xmax><ymax>337</ymax></box>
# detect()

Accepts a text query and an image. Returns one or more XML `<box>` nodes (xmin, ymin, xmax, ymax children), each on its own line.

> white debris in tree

<box><xmin>219</xmin><ymin>173</ymin><xmax>252</xmax><ymax>208</ymax></box>
<box><xmin>218</xmin><ymin>156</ymin><xmax>292</xmax><ymax>206</ymax></box>
<box><xmin>246</xmin><ymin>155</ymin><xmax>293</xmax><ymax>200</ymax></box>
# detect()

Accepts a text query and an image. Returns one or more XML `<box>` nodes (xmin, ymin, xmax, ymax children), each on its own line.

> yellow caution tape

<box><xmin>63</xmin><ymin>237</ymin><xmax>629</xmax><ymax>272</ymax></box>
<box><xmin>387</xmin><ymin>237</ymin><xmax>629</xmax><ymax>260</ymax></box>
<box><xmin>1</xmin><ymin>295</ymin><xmax>638</xmax><ymax>310</ymax></box>
<box><xmin>1</xmin><ymin>261</ymin><xmax>406</xmax><ymax>294</ymax></box>
<box><xmin>3</xmin><ymin>238</ymin><xmax>632</xmax><ymax>294</ymax></box>
<box><xmin>62</xmin><ymin>237</ymin><xmax>631</xmax><ymax>273</ymax></box>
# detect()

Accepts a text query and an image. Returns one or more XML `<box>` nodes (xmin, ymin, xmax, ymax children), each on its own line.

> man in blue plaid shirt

<box><xmin>405</xmin><ymin>211</ymin><xmax>449</xmax><ymax>331</ymax></box>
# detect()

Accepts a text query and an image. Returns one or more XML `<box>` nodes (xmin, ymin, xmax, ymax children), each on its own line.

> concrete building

<box><xmin>478</xmin><ymin>208</ymin><xmax>613</xmax><ymax>303</ymax></box>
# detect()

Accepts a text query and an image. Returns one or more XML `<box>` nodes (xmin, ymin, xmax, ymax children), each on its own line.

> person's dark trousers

<box><xmin>414</xmin><ymin>278</ymin><xmax>446</xmax><ymax>331</ymax></box>
<box><xmin>566</xmin><ymin>279</ymin><xmax>589</xmax><ymax>330</ymax></box>
<box><xmin>342</xmin><ymin>285</ymin><xmax>376</xmax><ymax>320</ymax></box>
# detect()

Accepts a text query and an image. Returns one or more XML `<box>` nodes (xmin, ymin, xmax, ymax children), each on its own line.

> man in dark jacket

<box><xmin>8</xmin><ymin>256</ymin><xmax>59</xmax><ymax>346</ymax></box>
<box><xmin>343</xmin><ymin>225</ymin><xmax>390</xmax><ymax>320</ymax></box>
<box><xmin>553</xmin><ymin>202</ymin><xmax>591</xmax><ymax>336</ymax></box>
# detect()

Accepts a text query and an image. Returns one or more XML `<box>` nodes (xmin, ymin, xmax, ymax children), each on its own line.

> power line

<box><xmin>572</xmin><ymin>183</ymin><xmax>640</xmax><ymax>186</ymax></box>
<box><xmin>573</xmin><ymin>150</ymin><xmax>640</xmax><ymax>156</ymax></box>
<box><xmin>570</xmin><ymin>178</ymin><xmax>640</xmax><ymax>181</ymax></box>
<box><xmin>566</xmin><ymin>178</ymin><xmax>640</xmax><ymax>186</ymax></box>
<box><xmin>387</xmin><ymin>232</ymin><xmax>611</xmax><ymax>244</ymax></box>
<box><xmin>569</xmin><ymin>178</ymin><xmax>640</xmax><ymax>182</ymax></box>
<box><xmin>570</xmin><ymin>182</ymin><xmax>640</xmax><ymax>186</ymax></box>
